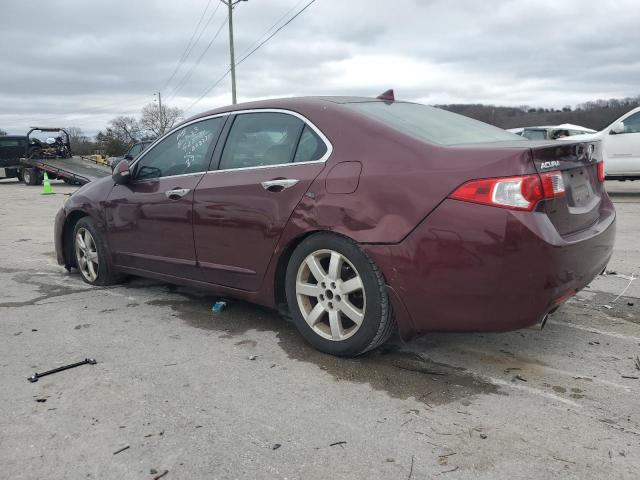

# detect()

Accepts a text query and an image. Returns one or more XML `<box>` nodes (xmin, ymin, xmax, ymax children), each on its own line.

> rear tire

<box><xmin>72</xmin><ymin>217</ymin><xmax>124</xmax><ymax>286</ymax></box>
<box><xmin>23</xmin><ymin>168</ymin><xmax>42</xmax><ymax>186</ymax></box>
<box><xmin>285</xmin><ymin>233</ymin><xmax>395</xmax><ymax>357</ymax></box>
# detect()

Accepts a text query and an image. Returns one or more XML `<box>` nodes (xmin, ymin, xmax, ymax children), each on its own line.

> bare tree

<box><xmin>110</xmin><ymin>116</ymin><xmax>141</xmax><ymax>144</ymax></box>
<box><xmin>0</xmin><ymin>128</ymin><xmax>7</xmax><ymax>136</ymax></box>
<box><xmin>141</xmin><ymin>102</ymin><xmax>183</xmax><ymax>138</ymax></box>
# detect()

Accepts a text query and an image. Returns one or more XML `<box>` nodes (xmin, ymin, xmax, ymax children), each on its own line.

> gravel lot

<box><xmin>1</xmin><ymin>178</ymin><xmax>639</xmax><ymax>479</ymax></box>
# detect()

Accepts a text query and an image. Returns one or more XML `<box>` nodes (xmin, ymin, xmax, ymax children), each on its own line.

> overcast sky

<box><xmin>1</xmin><ymin>0</ymin><xmax>638</xmax><ymax>136</ymax></box>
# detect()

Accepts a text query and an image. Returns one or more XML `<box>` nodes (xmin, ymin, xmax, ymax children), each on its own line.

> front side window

<box><xmin>623</xmin><ymin>112</ymin><xmax>640</xmax><ymax>134</ymax></box>
<box><xmin>219</xmin><ymin>113</ymin><xmax>304</xmax><ymax>170</ymax></box>
<box><xmin>135</xmin><ymin>117</ymin><xmax>223</xmax><ymax>180</ymax></box>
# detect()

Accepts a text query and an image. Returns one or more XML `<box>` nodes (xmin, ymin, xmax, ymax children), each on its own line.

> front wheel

<box><xmin>72</xmin><ymin>217</ymin><xmax>124</xmax><ymax>286</ymax></box>
<box><xmin>285</xmin><ymin>233</ymin><xmax>395</xmax><ymax>357</ymax></box>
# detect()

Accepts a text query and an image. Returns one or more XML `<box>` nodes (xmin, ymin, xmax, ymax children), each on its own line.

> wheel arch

<box><xmin>61</xmin><ymin>209</ymin><xmax>89</xmax><ymax>268</ymax></box>
<box><xmin>273</xmin><ymin>230</ymin><xmax>328</xmax><ymax>309</ymax></box>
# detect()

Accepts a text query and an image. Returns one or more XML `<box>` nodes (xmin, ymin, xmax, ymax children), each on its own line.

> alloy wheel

<box><xmin>295</xmin><ymin>249</ymin><xmax>366</xmax><ymax>341</ymax></box>
<box><xmin>75</xmin><ymin>227</ymin><xmax>99</xmax><ymax>282</ymax></box>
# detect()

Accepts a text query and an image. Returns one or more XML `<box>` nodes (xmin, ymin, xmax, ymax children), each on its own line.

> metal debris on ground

<box><xmin>603</xmin><ymin>305</ymin><xmax>613</xmax><ymax>309</ymax></box>
<box><xmin>480</xmin><ymin>433</ymin><xmax>488</xmax><ymax>439</ymax></box>
<box><xmin>329</xmin><ymin>441</ymin><xmax>347</xmax><ymax>447</ymax></box>
<box><xmin>153</xmin><ymin>470</ymin><xmax>169</xmax><ymax>480</ymax></box>
<box><xmin>27</xmin><ymin>357</ymin><xmax>97</xmax><ymax>383</ymax></box>
<box><xmin>211</xmin><ymin>301</ymin><xmax>227</xmax><ymax>313</ymax></box>
<box><xmin>112</xmin><ymin>445</ymin><xmax>130</xmax><ymax>455</ymax></box>
<box><xmin>272</xmin><ymin>443</ymin><xmax>281</xmax><ymax>450</ymax></box>
<box><xmin>513</xmin><ymin>374</ymin><xmax>527</xmax><ymax>382</ymax></box>
<box><xmin>248</xmin><ymin>355</ymin><xmax>257</xmax><ymax>361</ymax></box>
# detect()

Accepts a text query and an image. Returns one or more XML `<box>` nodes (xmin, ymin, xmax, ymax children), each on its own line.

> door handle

<box><xmin>261</xmin><ymin>179</ymin><xmax>299</xmax><ymax>192</ymax></box>
<box><xmin>165</xmin><ymin>188</ymin><xmax>191</xmax><ymax>200</ymax></box>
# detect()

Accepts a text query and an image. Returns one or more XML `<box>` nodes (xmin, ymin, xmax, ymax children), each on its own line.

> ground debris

<box><xmin>211</xmin><ymin>301</ymin><xmax>227</xmax><ymax>313</ymax></box>
<box><xmin>634</xmin><ymin>356</ymin><xmax>640</xmax><ymax>371</ymax></box>
<box><xmin>153</xmin><ymin>470</ymin><xmax>168</xmax><ymax>480</ymax></box>
<box><xmin>272</xmin><ymin>443</ymin><xmax>281</xmax><ymax>450</ymax></box>
<box><xmin>512</xmin><ymin>374</ymin><xmax>527</xmax><ymax>382</ymax></box>
<box><xmin>112</xmin><ymin>445</ymin><xmax>129</xmax><ymax>455</ymax></box>
<box><xmin>621</xmin><ymin>375</ymin><xmax>639</xmax><ymax>379</ymax></box>
<box><xmin>329</xmin><ymin>441</ymin><xmax>347</xmax><ymax>447</ymax></box>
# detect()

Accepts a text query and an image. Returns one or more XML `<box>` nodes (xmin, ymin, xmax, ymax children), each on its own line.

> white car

<box><xmin>508</xmin><ymin>124</ymin><xmax>596</xmax><ymax>140</ymax></box>
<box><xmin>560</xmin><ymin>107</ymin><xmax>640</xmax><ymax>180</ymax></box>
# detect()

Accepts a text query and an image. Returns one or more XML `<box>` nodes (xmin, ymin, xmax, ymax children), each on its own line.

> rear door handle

<box><xmin>165</xmin><ymin>188</ymin><xmax>191</xmax><ymax>200</ymax></box>
<box><xmin>261</xmin><ymin>179</ymin><xmax>299</xmax><ymax>192</ymax></box>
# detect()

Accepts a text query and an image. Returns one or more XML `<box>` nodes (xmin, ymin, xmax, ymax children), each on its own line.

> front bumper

<box><xmin>54</xmin><ymin>207</ymin><xmax>67</xmax><ymax>266</ymax></box>
<box><xmin>365</xmin><ymin>197</ymin><xmax>616</xmax><ymax>339</ymax></box>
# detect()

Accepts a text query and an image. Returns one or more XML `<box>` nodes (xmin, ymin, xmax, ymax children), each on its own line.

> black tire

<box><xmin>285</xmin><ymin>233</ymin><xmax>395</xmax><ymax>357</ymax></box>
<box><xmin>23</xmin><ymin>168</ymin><xmax>42</xmax><ymax>186</ymax></box>
<box><xmin>72</xmin><ymin>217</ymin><xmax>124</xmax><ymax>286</ymax></box>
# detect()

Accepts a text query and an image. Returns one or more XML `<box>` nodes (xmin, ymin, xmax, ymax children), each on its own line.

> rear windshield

<box><xmin>344</xmin><ymin>102</ymin><xmax>521</xmax><ymax>146</ymax></box>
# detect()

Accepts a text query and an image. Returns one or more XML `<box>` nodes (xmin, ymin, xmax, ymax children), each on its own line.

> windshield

<box><xmin>344</xmin><ymin>101</ymin><xmax>521</xmax><ymax>146</ymax></box>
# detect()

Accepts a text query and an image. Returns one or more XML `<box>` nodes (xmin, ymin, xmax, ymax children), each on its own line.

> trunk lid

<box><xmin>530</xmin><ymin>140</ymin><xmax>603</xmax><ymax>236</ymax></box>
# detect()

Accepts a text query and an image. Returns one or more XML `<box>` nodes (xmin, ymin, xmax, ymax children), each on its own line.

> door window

<box><xmin>135</xmin><ymin>117</ymin><xmax>223</xmax><ymax>180</ymax></box>
<box><xmin>623</xmin><ymin>112</ymin><xmax>640</xmax><ymax>134</ymax></box>
<box><xmin>293</xmin><ymin>125</ymin><xmax>327</xmax><ymax>162</ymax></box>
<box><xmin>219</xmin><ymin>113</ymin><xmax>304</xmax><ymax>170</ymax></box>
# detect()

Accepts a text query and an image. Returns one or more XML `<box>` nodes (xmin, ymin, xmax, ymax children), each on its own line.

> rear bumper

<box><xmin>364</xmin><ymin>197</ymin><xmax>615</xmax><ymax>339</ymax></box>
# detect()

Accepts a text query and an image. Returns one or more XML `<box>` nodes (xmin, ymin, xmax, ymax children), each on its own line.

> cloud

<box><xmin>0</xmin><ymin>0</ymin><xmax>638</xmax><ymax>135</ymax></box>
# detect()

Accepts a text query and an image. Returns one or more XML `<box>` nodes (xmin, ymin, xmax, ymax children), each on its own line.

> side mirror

<box><xmin>124</xmin><ymin>154</ymin><xmax>133</xmax><ymax>160</ymax></box>
<box><xmin>112</xmin><ymin>160</ymin><xmax>131</xmax><ymax>185</ymax></box>
<box><xmin>610</xmin><ymin>121</ymin><xmax>625</xmax><ymax>134</ymax></box>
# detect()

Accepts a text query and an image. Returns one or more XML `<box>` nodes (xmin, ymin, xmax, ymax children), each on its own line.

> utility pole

<box><xmin>221</xmin><ymin>0</ymin><xmax>247</xmax><ymax>104</ymax></box>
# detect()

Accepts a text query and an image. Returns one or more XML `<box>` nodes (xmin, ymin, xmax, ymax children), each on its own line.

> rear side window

<box><xmin>294</xmin><ymin>125</ymin><xmax>327</xmax><ymax>162</ymax></box>
<box><xmin>522</xmin><ymin>129</ymin><xmax>547</xmax><ymax>140</ymax></box>
<box><xmin>345</xmin><ymin>102</ymin><xmax>521</xmax><ymax>146</ymax></box>
<box><xmin>219</xmin><ymin>112</ymin><xmax>304</xmax><ymax>170</ymax></box>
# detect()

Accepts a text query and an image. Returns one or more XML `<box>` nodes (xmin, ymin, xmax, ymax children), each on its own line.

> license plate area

<box><xmin>565</xmin><ymin>168</ymin><xmax>593</xmax><ymax>207</ymax></box>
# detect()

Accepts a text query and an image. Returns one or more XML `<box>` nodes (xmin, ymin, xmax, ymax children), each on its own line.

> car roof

<box><xmin>179</xmin><ymin>96</ymin><xmax>390</xmax><ymax>127</ymax></box>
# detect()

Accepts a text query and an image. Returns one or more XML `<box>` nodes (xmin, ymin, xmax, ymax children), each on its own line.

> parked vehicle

<box><xmin>109</xmin><ymin>141</ymin><xmax>154</xmax><ymax>168</ymax></box>
<box><xmin>20</xmin><ymin>127</ymin><xmax>110</xmax><ymax>186</ymax></box>
<box><xmin>559</xmin><ymin>107</ymin><xmax>640</xmax><ymax>180</ymax></box>
<box><xmin>54</xmin><ymin>93</ymin><xmax>615</xmax><ymax>357</ymax></box>
<box><xmin>508</xmin><ymin>124</ymin><xmax>596</xmax><ymax>140</ymax></box>
<box><xmin>0</xmin><ymin>135</ymin><xmax>28</xmax><ymax>181</ymax></box>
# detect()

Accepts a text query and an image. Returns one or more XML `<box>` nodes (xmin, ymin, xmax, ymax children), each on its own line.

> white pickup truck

<box><xmin>561</xmin><ymin>106</ymin><xmax>640</xmax><ymax>180</ymax></box>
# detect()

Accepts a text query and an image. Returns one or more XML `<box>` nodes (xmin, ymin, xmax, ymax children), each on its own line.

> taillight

<box><xmin>597</xmin><ymin>161</ymin><xmax>605</xmax><ymax>182</ymax></box>
<box><xmin>450</xmin><ymin>171</ymin><xmax>565</xmax><ymax>211</ymax></box>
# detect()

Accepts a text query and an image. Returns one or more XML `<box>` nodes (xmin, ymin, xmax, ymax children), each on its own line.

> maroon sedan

<box><xmin>54</xmin><ymin>93</ymin><xmax>615</xmax><ymax>357</ymax></box>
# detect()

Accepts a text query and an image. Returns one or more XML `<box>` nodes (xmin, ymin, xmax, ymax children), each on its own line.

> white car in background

<box><xmin>560</xmin><ymin>107</ymin><xmax>640</xmax><ymax>180</ymax></box>
<box><xmin>508</xmin><ymin>123</ymin><xmax>596</xmax><ymax>140</ymax></box>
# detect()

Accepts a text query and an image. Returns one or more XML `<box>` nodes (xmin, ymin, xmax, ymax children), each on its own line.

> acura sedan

<box><xmin>54</xmin><ymin>92</ymin><xmax>616</xmax><ymax>357</ymax></box>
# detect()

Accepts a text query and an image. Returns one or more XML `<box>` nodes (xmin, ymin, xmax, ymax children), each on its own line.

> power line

<box><xmin>184</xmin><ymin>0</ymin><xmax>317</xmax><ymax>113</ymax></box>
<box><xmin>236</xmin><ymin>0</ymin><xmax>306</xmax><ymax>60</ymax></box>
<box><xmin>162</xmin><ymin>0</ymin><xmax>222</xmax><ymax>92</ymax></box>
<box><xmin>161</xmin><ymin>0</ymin><xmax>214</xmax><ymax>91</ymax></box>
<box><xmin>166</xmin><ymin>13</ymin><xmax>229</xmax><ymax>101</ymax></box>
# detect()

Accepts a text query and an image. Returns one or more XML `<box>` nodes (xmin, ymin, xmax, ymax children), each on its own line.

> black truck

<box><xmin>0</xmin><ymin>127</ymin><xmax>111</xmax><ymax>186</ymax></box>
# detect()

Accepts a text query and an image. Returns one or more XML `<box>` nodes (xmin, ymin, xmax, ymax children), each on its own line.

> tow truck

<box><xmin>0</xmin><ymin>127</ymin><xmax>111</xmax><ymax>186</ymax></box>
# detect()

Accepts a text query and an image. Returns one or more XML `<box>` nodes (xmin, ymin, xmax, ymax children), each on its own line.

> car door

<box><xmin>105</xmin><ymin>116</ymin><xmax>225</xmax><ymax>278</ymax></box>
<box><xmin>193</xmin><ymin>111</ymin><xmax>331</xmax><ymax>290</ymax></box>
<box><xmin>605</xmin><ymin>111</ymin><xmax>640</xmax><ymax>175</ymax></box>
